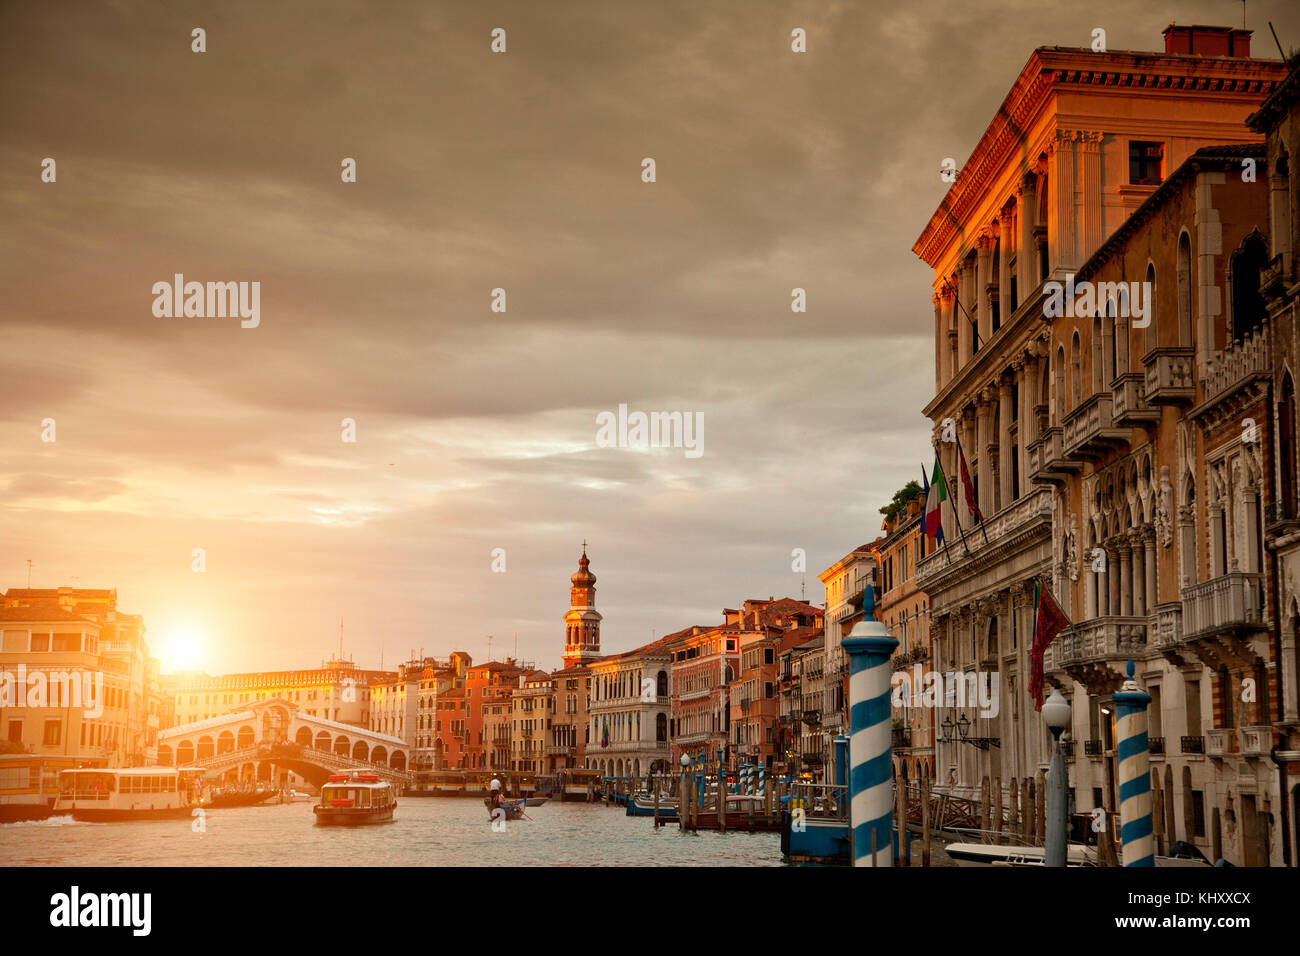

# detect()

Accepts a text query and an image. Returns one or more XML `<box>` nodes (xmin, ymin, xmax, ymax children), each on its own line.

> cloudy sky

<box><xmin>3</xmin><ymin>0</ymin><xmax>1298</xmax><ymax>674</ymax></box>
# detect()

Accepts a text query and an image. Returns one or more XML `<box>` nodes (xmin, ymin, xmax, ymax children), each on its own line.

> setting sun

<box><xmin>159</xmin><ymin>625</ymin><xmax>206</xmax><ymax>673</ymax></box>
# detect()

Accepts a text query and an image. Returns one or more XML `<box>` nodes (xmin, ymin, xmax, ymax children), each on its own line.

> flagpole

<box><xmin>940</xmin><ymin>277</ymin><xmax>982</xmax><ymax>352</ymax></box>
<box><xmin>923</xmin><ymin>462</ymin><xmax>958</xmax><ymax>566</ymax></box>
<box><xmin>953</xmin><ymin>432</ymin><xmax>991</xmax><ymax>546</ymax></box>
<box><xmin>932</xmin><ymin>440</ymin><xmax>973</xmax><ymax>557</ymax></box>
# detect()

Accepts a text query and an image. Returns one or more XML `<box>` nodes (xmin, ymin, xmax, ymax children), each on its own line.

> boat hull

<box><xmin>67</xmin><ymin>806</ymin><xmax>194</xmax><ymax>822</ymax></box>
<box><xmin>0</xmin><ymin>802</ymin><xmax>55</xmax><ymax>824</ymax></box>
<box><xmin>313</xmin><ymin>805</ymin><xmax>396</xmax><ymax>826</ymax></box>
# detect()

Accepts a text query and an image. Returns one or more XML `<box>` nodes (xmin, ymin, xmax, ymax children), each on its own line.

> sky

<box><xmin>3</xmin><ymin>0</ymin><xmax>1298</xmax><ymax>674</ymax></box>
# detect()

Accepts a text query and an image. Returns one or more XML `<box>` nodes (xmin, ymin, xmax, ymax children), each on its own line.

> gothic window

<box><xmin>1177</xmin><ymin>232</ymin><xmax>1193</xmax><ymax>348</ymax></box>
<box><xmin>1281</xmin><ymin>373</ymin><xmax>1296</xmax><ymax>519</ymax></box>
<box><xmin>1070</xmin><ymin>332</ymin><xmax>1082</xmax><ymax>409</ymax></box>
<box><xmin>1229</xmin><ymin>233</ymin><xmax>1267</xmax><ymax>342</ymax></box>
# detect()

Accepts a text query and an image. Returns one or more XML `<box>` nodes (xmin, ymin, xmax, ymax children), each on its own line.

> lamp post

<box><xmin>679</xmin><ymin>751</ymin><xmax>689</xmax><ymax>802</ymax></box>
<box><xmin>1042</xmin><ymin>688</ymin><xmax>1071</xmax><ymax>868</ymax></box>
<box><xmin>842</xmin><ymin>585</ymin><xmax>898</xmax><ymax>866</ymax></box>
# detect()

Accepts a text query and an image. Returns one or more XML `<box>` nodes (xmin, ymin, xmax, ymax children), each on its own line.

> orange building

<box><xmin>877</xmin><ymin>496</ymin><xmax>935</xmax><ymax>781</ymax></box>
<box><xmin>463</xmin><ymin>660</ymin><xmax>524</xmax><ymax>770</ymax></box>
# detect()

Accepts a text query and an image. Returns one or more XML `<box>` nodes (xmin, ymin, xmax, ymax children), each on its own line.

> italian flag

<box><xmin>922</xmin><ymin>459</ymin><xmax>946</xmax><ymax>543</ymax></box>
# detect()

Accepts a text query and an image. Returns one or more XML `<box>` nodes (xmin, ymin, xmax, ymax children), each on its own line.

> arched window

<box><xmin>1055</xmin><ymin>346</ymin><xmax>1067</xmax><ymax>422</ymax></box>
<box><xmin>1143</xmin><ymin>263</ymin><xmax>1156</xmax><ymax>357</ymax></box>
<box><xmin>1177</xmin><ymin>232</ymin><xmax>1193</xmax><ymax>348</ymax></box>
<box><xmin>1071</xmin><ymin>332</ymin><xmax>1082</xmax><ymax>409</ymax></box>
<box><xmin>1282</xmin><ymin>373</ymin><xmax>1296</xmax><ymax>520</ymax></box>
<box><xmin>1230</xmin><ymin>233</ymin><xmax>1268</xmax><ymax>342</ymax></box>
<box><xmin>1092</xmin><ymin>315</ymin><xmax>1104</xmax><ymax>393</ymax></box>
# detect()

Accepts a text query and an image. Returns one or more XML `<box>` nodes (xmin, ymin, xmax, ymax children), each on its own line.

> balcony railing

<box><xmin>801</xmin><ymin>709</ymin><xmax>821</xmax><ymax>725</ymax></box>
<box><xmin>1084</xmin><ymin>739</ymin><xmax>1103</xmax><ymax>756</ymax></box>
<box><xmin>546</xmin><ymin>744</ymin><xmax>574</xmax><ymax>756</ymax></box>
<box><xmin>740</xmin><ymin>697</ymin><xmax>753</xmax><ymax>713</ymax></box>
<box><xmin>1027</xmin><ymin>426</ymin><xmax>1081</xmax><ymax>485</ymax></box>
<box><xmin>1239</xmin><ymin>725</ymin><xmax>1272</xmax><ymax>758</ymax></box>
<box><xmin>1142</xmin><ymin>347</ymin><xmax>1194</xmax><ymax>405</ymax></box>
<box><xmin>1205</xmin><ymin>728</ymin><xmax>1238</xmax><ymax>758</ymax></box>
<box><xmin>1181</xmin><ymin>735</ymin><xmax>1205</xmax><ymax>755</ymax></box>
<box><xmin>1200</xmin><ymin>324</ymin><xmax>1270</xmax><ymax>407</ymax></box>
<box><xmin>1111</xmin><ymin>372</ymin><xmax>1159</xmax><ymax>426</ymax></box>
<box><xmin>1180</xmin><ymin>571</ymin><xmax>1266</xmax><ymax>640</ymax></box>
<box><xmin>801</xmin><ymin>752</ymin><xmax>825</xmax><ymax>765</ymax></box>
<box><xmin>1063</xmin><ymin>392</ymin><xmax>1128</xmax><ymax>460</ymax></box>
<box><xmin>1060</xmin><ymin>740</ymin><xmax>1075</xmax><ymax>758</ymax></box>
<box><xmin>1147</xmin><ymin>737</ymin><xmax>1165</xmax><ymax>755</ymax></box>
<box><xmin>1044</xmin><ymin>616</ymin><xmax>1147</xmax><ymax>671</ymax></box>
<box><xmin>892</xmin><ymin>728</ymin><xmax>911</xmax><ymax>749</ymax></box>
<box><xmin>1150</xmin><ymin>603</ymin><xmax>1183</xmax><ymax>656</ymax></box>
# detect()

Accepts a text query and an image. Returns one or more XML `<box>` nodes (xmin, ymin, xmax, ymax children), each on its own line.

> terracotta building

<box><xmin>911</xmin><ymin>24</ymin><xmax>1288</xmax><ymax>838</ymax></box>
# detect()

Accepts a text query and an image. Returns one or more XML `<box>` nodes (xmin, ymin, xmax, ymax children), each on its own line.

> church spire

<box><xmin>563</xmin><ymin>545</ymin><xmax>602</xmax><ymax>667</ymax></box>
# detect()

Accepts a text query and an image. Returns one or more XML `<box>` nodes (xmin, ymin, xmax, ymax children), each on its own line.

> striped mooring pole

<box><xmin>756</xmin><ymin>763</ymin><xmax>765</xmax><ymax>797</ymax></box>
<box><xmin>842</xmin><ymin>585</ymin><xmax>898</xmax><ymax>866</ymax></box>
<box><xmin>1115</xmin><ymin>658</ymin><xmax>1154</xmax><ymax>867</ymax></box>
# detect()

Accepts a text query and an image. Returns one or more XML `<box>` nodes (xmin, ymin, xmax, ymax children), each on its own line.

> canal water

<box><xmin>0</xmin><ymin>798</ymin><xmax>786</xmax><ymax>867</ymax></box>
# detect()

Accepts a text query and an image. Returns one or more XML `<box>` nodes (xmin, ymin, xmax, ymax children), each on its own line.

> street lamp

<box><xmin>1042</xmin><ymin>689</ymin><xmax>1071</xmax><ymax>868</ymax></box>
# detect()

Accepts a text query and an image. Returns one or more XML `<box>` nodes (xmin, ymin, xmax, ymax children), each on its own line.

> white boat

<box><xmin>54</xmin><ymin>768</ymin><xmax>198</xmax><ymax>822</ymax></box>
<box><xmin>946</xmin><ymin>842</ymin><xmax>1097</xmax><ymax>867</ymax></box>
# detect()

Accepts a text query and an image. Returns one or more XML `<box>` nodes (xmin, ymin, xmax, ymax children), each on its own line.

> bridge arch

<box><xmin>314</xmin><ymin>731</ymin><xmax>331</xmax><ymax>751</ymax></box>
<box><xmin>372</xmin><ymin>745</ymin><xmax>388</xmax><ymax>766</ymax></box>
<box><xmin>390</xmin><ymin>751</ymin><xmax>406</xmax><ymax>771</ymax></box>
<box><xmin>352</xmin><ymin>740</ymin><xmax>369</xmax><ymax>762</ymax></box>
<box><xmin>176</xmin><ymin>741</ymin><xmax>194</xmax><ymax>765</ymax></box>
<box><xmin>333</xmin><ymin>735</ymin><xmax>350</xmax><ymax>757</ymax></box>
<box><xmin>237</xmin><ymin>726</ymin><xmax>255</xmax><ymax>750</ymax></box>
<box><xmin>295</xmin><ymin>727</ymin><xmax>313</xmax><ymax>747</ymax></box>
<box><xmin>217</xmin><ymin>730</ymin><xmax>236</xmax><ymax>754</ymax></box>
<box><xmin>197</xmin><ymin>736</ymin><xmax>215</xmax><ymax>760</ymax></box>
<box><xmin>157</xmin><ymin>744</ymin><xmax>173</xmax><ymax>766</ymax></box>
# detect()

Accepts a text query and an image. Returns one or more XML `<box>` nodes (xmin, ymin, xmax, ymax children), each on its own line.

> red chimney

<box><xmin>1162</xmin><ymin>24</ymin><xmax>1252</xmax><ymax>58</ymax></box>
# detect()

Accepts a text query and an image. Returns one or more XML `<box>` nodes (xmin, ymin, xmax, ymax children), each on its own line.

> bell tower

<box><xmin>563</xmin><ymin>545</ymin><xmax>602</xmax><ymax>667</ymax></box>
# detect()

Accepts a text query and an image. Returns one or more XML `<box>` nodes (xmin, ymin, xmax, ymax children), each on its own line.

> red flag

<box><xmin>957</xmin><ymin>443</ymin><xmax>983</xmax><ymax>523</ymax></box>
<box><xmin>1029</xmin><ymin>579</ymin><xmax>1070</xmax><ymax>711</ymax></box>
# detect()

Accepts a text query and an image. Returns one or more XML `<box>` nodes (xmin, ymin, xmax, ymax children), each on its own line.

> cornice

<box><xmin>913</xmin><ymin>48</ymin><xmax>1286</xmax><ymax>268</ymax></box>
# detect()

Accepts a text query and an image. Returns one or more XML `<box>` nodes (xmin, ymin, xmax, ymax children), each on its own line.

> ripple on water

<box><xmin>0</xmin><ymin>800</ymin><xmax>788</xmax><ymax>867</ymax></box>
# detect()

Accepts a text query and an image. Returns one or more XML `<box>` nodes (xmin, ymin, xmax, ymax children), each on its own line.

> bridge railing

<box><xmin>276</xmin><ymin>744</ymin><xmax>415</xmax><ymax>785</ymax></box>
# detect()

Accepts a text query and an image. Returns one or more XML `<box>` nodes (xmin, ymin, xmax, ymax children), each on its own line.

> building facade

<box><xmin>912</xmin><ymin>27</ymin><xmax>1288</xmax><ymax>823</ymax></box>
<box><xmin>586</xmin><ymin>639</ymin><xmax>671</xmax><ymax>779</ymax></box>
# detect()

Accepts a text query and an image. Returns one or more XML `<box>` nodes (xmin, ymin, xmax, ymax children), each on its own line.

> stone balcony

<box><xmin>1027</xmin><ymin>426</ymin><xmax>1082</xmax><ymax>485</ymax></box>
<box><xmin>1198</xmin><ymin>325</ymin><xmax>1270</xmax><ymax>410</ymax></box>
<box><xmin>1149</xmin><ymin>602</ymin><xmax>1188</xmax><ymax>666</ymax></box>
<box><xmin>1063</xmin><ymin>392</ymin><xmax>1129</xmax><ymax>460</ymax></box>
<box><xmin>1111</xmin><ymin>372</ymin><xmax>1159</xmax><ymax>426</ymax></box>
<box><xmin>1142</xmin><ymin>347</ymin><xmax>1195</xmax><ymax>405</ymax></box>
<box><xmin>1205</xmin><ymin>728</ymin><xmax>1238</xmax><ymax>758</ymax></box>
<box><xmin>1044</xmin><ymin>615</ymin><xmax>1147</xmax><ymax>695</ymax></box>
<box><xmin>1180</xmin><ymin>571</ymin><xmax>1266</xmax><ymax>642</ymax></box>
<box><xmin>1238</xmin><ymin>725</ymin><xmax>1272</xmax><ymax>758</ymax></box>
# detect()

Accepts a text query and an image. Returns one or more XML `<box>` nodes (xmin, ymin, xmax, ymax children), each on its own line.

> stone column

<box><xmin>998</xmin><ymin>213</ymin><xmax>1014</xmax><ymax>322</ymax></box>
<box><xmin>1119</xmin><ymin>541</ymin><xmax>1133</xmax><ymax>617</ymax></box>
<box><xmin>1143</xmin><ymin>527</ymin><xmax>1157</xmax><ymax>612</ymax></box>
<box><xmin>999</xmin><ymin>377</ymin><xmax>1014</xmax><ymax>509</ymax></box>
<box><xmin>1129</xmin><ymin>530</ymin><xmax>1146</xmax><ymax>618</ymax></box>
<box><xmin>933</xmin><ymin>293</ymin><xmax>945</xmax><ymax>392</ymax></box>
<box><xmin>957</xmin><ymin>262</ymin><xmax>972</xmax><ymax>368</ymax></box>
<box><xmin>1079</xmin><ymin>131</ymin><xmax>1103</xmax><ymax>260</ymax></box>
<box><xmin>1049</xmin><ymin>131</ymin><xmax>1077</xmax><ymax>274</ymax></box>
<box><xmin>977</xmin><ymin>235</ymin><xmax>994</xmax><ymax>348</ymax></box>
<box><xmin>1085</xmin><ymin>549</ymin><xmax>1098</xmax><ymax>618</ymax></box>
<box><xmin>1014</xmin><ymin>357</ymin><xmax>1030</xmax><ymax>496</ymax></box>
<box><xmin>1017</xmin><ymin>171</ymin><xmax>1038</xmax><ymax>294</ymax></box>
<box><xmin>976</xmin><ymin>393</ymin><xmax>993</xmax><ymax>519</ymax></box>
<box><xmin>945</xmin><ymin>285</ymin><xmax>958</xmax><ymax>385</ymax></box>
<box><xmin>1108</xmin><ymin>543</ymin><xmax>1121</xmax><ymax>616</ymax></box>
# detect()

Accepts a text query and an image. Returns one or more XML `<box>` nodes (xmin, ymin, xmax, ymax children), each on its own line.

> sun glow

<box><xmin>159</xmin><ymin>625</ymin><xmax>207</xmax><ymax>672</ymax></box>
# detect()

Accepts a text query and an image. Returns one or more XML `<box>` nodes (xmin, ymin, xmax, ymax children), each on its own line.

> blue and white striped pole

<box><xmin>756</xmin><ymin>764</ymin><xmax>765</xmax><ymax>798</ymax></box>
<box><xmin>842</xmin><ymin>585</ymin><xmax>898</xmax><ymax>866</ymax></box>
<box><xmin>833</xmin><ymin>734</ymin><xmax>848</xmax><ymax>816</ymax></box>
<box><xmin>1115</xmin><ymin>659</ymin><xmax>1154</xmax><ymax>867</ymax></box>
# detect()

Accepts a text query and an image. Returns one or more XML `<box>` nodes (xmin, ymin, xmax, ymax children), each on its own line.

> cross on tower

<box><xmin>582</xmin><ymin>539</ymin><xmax>588</xmax><ymax>552</ymax></box>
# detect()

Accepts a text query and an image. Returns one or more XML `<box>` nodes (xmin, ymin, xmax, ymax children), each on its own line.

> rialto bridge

<box><xmin>156</xmin><ymin>697</ymin><xmax>412</xmax><ymax>788</ymax></box>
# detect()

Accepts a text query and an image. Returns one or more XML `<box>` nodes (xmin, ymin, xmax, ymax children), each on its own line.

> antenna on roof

<box><xmin>487</xmin><ymin>634</ymin><xmax>493</xmax><ymax>660</ymax></box>
<box><xmin>1269</xmin><ymin>21</ymin><xmax>1287</xmax><ymax>60</ymax></box>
